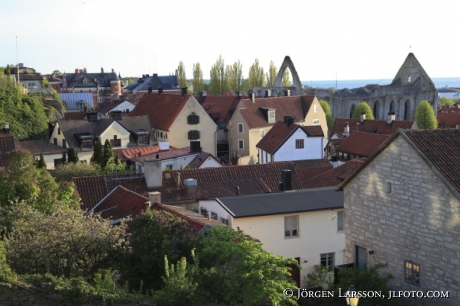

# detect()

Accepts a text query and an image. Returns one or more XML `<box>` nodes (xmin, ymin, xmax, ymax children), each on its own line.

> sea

<box><xmin>303</xmin><ymin>77</ymin><xmax>460</xmax><ymax>99</ymax></box>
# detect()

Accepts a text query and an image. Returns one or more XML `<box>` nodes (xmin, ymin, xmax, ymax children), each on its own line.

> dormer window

<box><xmin>83</xmin><ymin>79</ymin><xmax>88</xmax><ymax>86</ymax></box>
<box><xmin>268</xmin><ymin>110</ymin><xmax>275</xmax><ymax>123</ymax></box>
<box><xmin>188</xmin><ymin>113</ymin><xmax>200</xmax><ymax>125</ymax></box>
<box><xmin>74</xmin><ymin>133</ymin><xmax>94</xmax><ymax>150</ymax></box>
<box><xmin>408</xmin><ymin>76</ymin><xmax>411</xmax><ymax>83</ymax></box>
<box><xmin>134</xmin><ymin>129</ymin><xmax>150</xmax><ymax>145</ymax></box>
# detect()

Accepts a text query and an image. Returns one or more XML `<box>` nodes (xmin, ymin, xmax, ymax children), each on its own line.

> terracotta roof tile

<box><xmin>128</xmin><ymin>93</ymin><xmax>192</xmax><ymax>130</ymax></box>
<box><xmin>72</xmin><ymin>161</ymin><xmax>323</xmax><ymax>211</ymax></box>
<box><xmin>199</xmin><ymin>96</ymin><xmax>241</xmax><ymax>124</ymax></box>
<box><xmin>239</xmin><ymin>96</ymin><xmax>316</xmax><ymax>129</ymax></box>
<box><xmin>90</xmin><ymin>185</ymin><xmax>149</xmax><ymax>221</ymax></box>
<box><xmin>331</xmin><ymin>118</ymin><xmax>414</xmax><ymax>137</ymax></box>
<box><xmin>64</xmin><ymin>112</ymin><xmax>87</xmax><ymax>120</ymax></box>
<box><xmin>302</xmin><ymin>159</ymin><xmax>365</xmax><ymax>188</ymax></box>
<box><xmin>0</xmin><ymin>132</ymin><xmax>16</xmax><ymax>167</ymax></box>
<box><xmin>16</xmin><ymin>140</ymin><xmax>65</xmax><ymax>155</ymax></box>
<box><xmin>114</xmin><ymin>146</ymin><xmax>175</xmax><ymax>161</ymax></box>
<box><xmin>336</xmin><ymin>132</ymin><xmax>389</xmax><ymax>157</ymax></box>
<box><xmin>291</xmin><ymin>159</ymin><xmax>333</xmax><ymax>182</ymax></box>
<box><xmin>437</xmin><ymin>112</ymin><xmax>460</xmax><ymax>127</ymax></box>
<box><xmin>403</xmin><ymin>129</ymin><xmax>460</xmax><ymax>195</ymax></box>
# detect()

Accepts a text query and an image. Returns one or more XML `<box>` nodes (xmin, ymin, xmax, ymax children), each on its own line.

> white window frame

<box><xmin>320</xmin><ymin>253</ymin><xmax>335</xmax><ymax>271</ymax></box>
<box><xmin>312</xmin><ymin>119</ymin><xmax>320</xmax><ymax>125</ymax></box>
<box><xmin>260</xmin><ymin>129</ymin><xmax>265</xmax><ymax>138</ymax></box>
<box><xmin>314</xmin><ymin>105</ymin><xmax>318</xmax><ymax>113</ymax></box>
<box><xmin>295</xmin><ymin>139</ymin><xmax>304</xmax><ymax>149</ymax></box>
<box><xmin>238</xmin><ymin>139</ymin><xmax>244</xmax><ymax>150</ymax></box>
<box><xmin>284</xmin><ymin>215</ymin><xmax>299</xmax><ymax>238</ymax></box>
<box><xmin>337</xmin><ymin>211</ymin><xmax>345</xmax><ymax>232</ymax></box>
<box><xmin>238</xmin><ymin>123</ymin><xmax>243</xmax><ymax>133</ymax></box>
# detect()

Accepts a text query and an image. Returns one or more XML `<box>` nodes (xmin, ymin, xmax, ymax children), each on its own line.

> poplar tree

<box><xmin>282</xmin><ymin>68</ymin><xmax>291</xmax><ymax>87</ymax></box>
<box><xmin>191</xmin><ymin>63</ymin><xmax>204</xmax><ymax>94</ymax></box>
<box><xmin>176</xmin><ymin>61</ymin><xmax>187</xmax><ymax>88</ymax></box>
<box><xmin>266</xmin><ymin>60</ymin><xmax>277</xmax><ymax>87</ymax></box>
<box><xmin>248</xmin><ymin>59</ymin><xmax>265</xmax><ymax>88</ymax></box>
<box><xmin>415</xmin><ymin>100</ymin><xmax>438</xmax><ymax>129</ymax></box>
<box><xmin>208</xmin><ymin>55</ymin><xmax>226</xmax><ymax>96</ymax></box>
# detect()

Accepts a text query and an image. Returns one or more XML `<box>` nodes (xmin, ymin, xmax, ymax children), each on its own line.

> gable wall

<box><xmin>304</xmin><ymin>98</ymin><xmax>328</xmax><ymax>136</ymax></box>
<box><xmin>99</xmin><ymin>121</ymin><xmax>131</xmax><ymax>148</ymax></box>
<box><xmin>275</xmin><ymin>128</ymin><xmax>323</xmax><ymax>162</ymax></box>
<box><xmin>344</xmin><ymin>135</ymin><xmax>460</xmax><ymax>304</ymax></box>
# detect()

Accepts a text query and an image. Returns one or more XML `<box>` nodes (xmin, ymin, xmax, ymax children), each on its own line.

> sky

<box><xmin>1</xmin><ymin>0</ymin><xmax>459</xmax><ymax>81</ymax></box>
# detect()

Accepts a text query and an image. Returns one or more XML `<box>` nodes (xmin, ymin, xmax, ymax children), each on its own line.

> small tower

<box><xmin>110</xmin><ymin>69</ymin><xmax>122</xmax><ymax>95</ymax></box>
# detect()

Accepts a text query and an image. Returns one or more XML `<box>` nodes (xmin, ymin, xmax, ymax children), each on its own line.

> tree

<box><xmin>52</xmin><ymin>162</ymin><xmax>100</xmax><ymax>182</ymax></box>
<box><xmin>122</xmin><ymin>210</ymin><xmax>203</xmax><ymax>293</ymax></box>
<box><xmin>439</xmin><ymin>96</ymin><xmax>454</xmax><ymax>107</ymax></box>
<box><xmin>4</xmin><ymin>204</ymin><xmax>127</xmax><ymax>279</ymax></box>
<box><xmin>415</xmin><ymin>100</ymin><xmax>438</xmax><ymax>129</ymax></box>
<box><xmin>352</xmin><ymin>101</ymin><xmax>375</xmax><ymax>120</ymax></box>
<box><xmin>226</xmin><ymin>60</ymin><xmax>243</xmax><ymax>94</ymax></box>
<box><xmin>102</xmin><ymin>139</ymin><xmax>113</xmax><ymax>169</ymax></box>
<box><xmin>62</xmin><ymin>150</ymin><xmax>67</xmax><ymax>164</ymax></box>
<box><xmin>208</xmin><ymin>55</ymin><xmax>226</xmax><ymax>96</ymax></box>
<box><xmin>248</xmin><ymin>58</ymin><xmax>265</xmax><ymax>88</ymax></box>
<box><xmin>91</xmin><ymin>140</ymin><xmax>103</xmax><ymax>166</ymax></box>
<box><xmin>176</xmin><ymin>61</ymin><xmax>187</xmax><ymax>89</ymax></box>
<box><xmin>320</xmin><ymin>100</ymin><xmax>334</xmax><ymax>135</ymax></box>
<box><xmin>52</xmin><ymin>70</ymin><xmax>62</xmax><ymax>77</ymax></box>
<box><xmin>197</xmin><ymin>226</ymin><xmax>298</xmax><ymax>305</ymax></box>
<box><xmin>282</xmin><ymin>68</ymin><xmax>291</xmax><ymax>87</ymax></box>
<box><xmin>36</xmin><ymin>152</ymin><xmax>46</xmax><ymax>169</ymax></box>
<box><xmin>0</xmin><ymin>240</ymin><xmax>14</xmax><ymax>281</ymax></box>
<box><xmin>67</xmin><ymin>147</ymin><xmax>79</xmax><ymax>163</ymax></box>
<box><xmin>266</xmin><ymin>60</ymin><xmax>277</xmax><ymax>87</ymax></box>
<box><xmin>191</xmin><ymin>63</ymin><xmax>204</xmax><ymax>94</ymax></box>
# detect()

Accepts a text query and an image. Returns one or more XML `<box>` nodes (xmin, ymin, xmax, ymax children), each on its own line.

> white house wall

<box><xmin>99</xmin><ymin>121</ymin><xmax>130</xmax><ymax>148</ymax></box>
<box><xmin>135</xmin><ymin>154</ymin><xmax>199</xmax><ymax>172</ymax></box>
<box><xmin>198</xmin><ymin>157</ymin><xmax>222</xmax><ymax>168</ymax></box>
<box><xmin>274</xmin><ymin>129</ymin><xmax>324</xmax><ymax>162</ymax></box>
<box><xmin>199</xmin><ymin>200</ymin><xmax>233</xmax><ymax>226</ymax></box>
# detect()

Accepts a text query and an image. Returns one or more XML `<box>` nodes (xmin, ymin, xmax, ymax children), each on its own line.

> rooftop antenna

<box><xmin>16</xmin><ymin>36</ymin><xmax>20</xmax><ymax>86</ymax></box>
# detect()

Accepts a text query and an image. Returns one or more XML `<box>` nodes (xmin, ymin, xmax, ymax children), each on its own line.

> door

<box><xmin>288</xmin><ymin>257</ymin><xmax>301</xmax><ymax>288</ymax></box>
<box><xmin>355</xmin><ymin>245</ymin><xmax>367</xmax><ymax>267</ymax></box>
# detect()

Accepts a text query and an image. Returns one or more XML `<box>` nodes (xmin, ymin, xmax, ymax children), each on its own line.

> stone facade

<box><xmin>343</xmin><ymin>135</ymin><xmax>460</xmax><ymax>305</ymax></box>
<box><xmin>305</xmin><ymin>53</ymin><xmax>439</xmax><ymax>121</ymax></box>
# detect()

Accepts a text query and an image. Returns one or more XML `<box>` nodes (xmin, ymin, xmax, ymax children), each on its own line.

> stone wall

<box><xmin>343</xmin><ymin>135</ymin><xmax>460</xmax><ymax>305</ymax></box>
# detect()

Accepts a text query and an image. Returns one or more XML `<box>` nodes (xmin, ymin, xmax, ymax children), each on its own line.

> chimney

<box><xmin>2</xmin><ymin>122</ymin><xmax>10</xmax><ymax>134</ymax></box>
<box><xmin>158</xmin><ymin>86</ymin><xmax>163</xmax><ymax>95</ymax></box>
<box><xmin>280</xmin><ymin>170</ymin><xmax>292</xmax><ymax>191</ymax></box>
<box><xmin>144</xmin><ymin>159</ymin><xmax>162</xmax><ymax>188</ymax></box>
<box><xmin>360</xmin><ymin>112</ymin><xmax>366</xmax><ymax>123</ymax></box>
<box><xmin>86</xmin><ymin>112</ymin><xmax>98</xmax><ymax>122</ymax></box>
<box><xmin>184</xmin><ymin>178</ymin><xmax>198</xmax><ymax>194</ymax></box>
<box><xmin>111</xmin><ymin>111</ymin><xmax>122</xmax><ymax>120</ymax></box>
<box><xmin>250</xmin><ymin>93</ymin><xmax>255</xmax><ymax>103</ymax></box>
<box><xmin>153</xmin><ymin>73</ymin><xmax>157</xmax><ymax>77</ymax></box>
<box><xmin>176</xmin><ymin>172</ymin><xmax>181</xmax><ymax>187</ymax></box>
<box><xmin>148</xmin><ymin>191</ymin><xmax>161</xmax><ymax>206</ymax></box>
<box><xmin>148</xmin><ymin>86</ymin><xmax>152</xmax><ymax>94</ymax></box>
<box><xmin>284</xmin><ymin>115</ymin><xmax>294</xmax><ymax>126</ymax></box>
<box><xmin>181</xmin><ymin>87</ymin><xmax>187</xmax><ymax>97</ymax></box>
<box><xmin>235</xmin><ymin>186</ymin><xmax>240</xmax><ymax>196</ymax></box>
<box><xmin>265</xmin><ymin>89</ymin><xmax>271</xmax><ymax>98</ymax></box>
<box><xmin>101</xmin><ymin>67</ymin><xmax>104</xmax><ymax>74</ymax></box>
<box><xmin>206</xmin><ymin>212</ymin><xmax>210</xmax><ymax>220</ymax></box>
<box><xmin>387</xmin><ymin>112</ymin><xmax>396</xmax><ymax>124</ymax></box>
<box><xmin>284</xmin><ymin>90</ymin><xmax>291</xmax><ymax>96</ymax></box>
<box><xmin>344</xmin><ymin>122</ymin><xmax>350</xmax><ymax>137</ymax></box>
<box><xmin>111</xmin><ymin>68</ymin><xmax>114</xmax><ymax>73</ymax></box>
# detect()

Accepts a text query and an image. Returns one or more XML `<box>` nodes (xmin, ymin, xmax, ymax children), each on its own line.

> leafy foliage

<box><xmin>439</xmin><ymin>96</ymin><xmax>454</xmax><ymax>107</ymax></box>
<box><xmin>67</xmin><ymin>146</ymin><xmax>79</xmax><ymax>163</ymax></box>
<box><xmin>52</xmin><ymin>161</ymin><xmax>100</xmax><ymax>182</ymax></box>
<box><xmin>0</xmin><ymin>240</ymin><xmax>14</xmax><ymax>281</ymax></box>
<box><xmin>320</xmin><ymin>100</ymin><xmax>334</xmax><ymax>135</ymax></box>
<box><xmin>176</xmin><ymin>61</ymin><xmax>187</xmax><ymax>88</ymax></box>
<box><xmin>415</xmin><ymin>100</ymin><xmax>438</xmax><ymax>129</ymax></box>
<box><xmin>282</xmin><ymin>67</ymin><xmax>291</xmax><ymax>87</ymax></box>
<box><xmin>248</xmin><ymin>58</ymin><xmax>265</xmax><ymax>88</ymax></box>
<box><xmin>329</xmin><ymin>263</ymin><xmax>398</xmax><ymax>306</ymax></box>
<box><xmin>266</xmin><ymin>60</ymin><xmax>277</xmax><ymax>87</ymax></box>
<box><xmin>91</xmin><ymin>140</ymin><xmax>103</xmax><ymax>166</ymax></box>
<box><xmin>36</xmin><ymin>152</ymin><xmax>46</xmax><ymax>169</ymax></box>
<box><xmin>191</xmin><ymin>62</ymin><xmax>204</xmax><ymax>94</ymax></box>
<box><xmin>4</xmin><ymin>205</ymin><xmax>127</xmax><ymax>279</ymax></box>
<box><xmin>122</xmin><ymin>210</ymin><xmax>203</xmax><ymax>293</ymax></box>
<box><xmin>209</xmin><ymin>55</ymin><xmax>226</xmax><ymax>96</ymax></box>
<box><xmin>102</xmin><ymin>138</ymin><xmax>114</xmax><ymax>169</ymax></box>
<box><xmin>352</xmin><ymin>101</ymin><xmax>375</xmax><ymax>120</ymax></box>
<box><xmin>226</xmin><ymin>60</ymin><xmax>244</xmax><ymax>94</ymax></box>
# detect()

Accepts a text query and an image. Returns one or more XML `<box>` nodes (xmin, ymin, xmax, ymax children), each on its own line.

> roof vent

<box><xmin>2</xmin><ymin>122</ymin><xmax>10</xmax><ymax>134</ymax></box>
<box><xmin>184</xmin><ymin>178</ymin><xmax>198</xmax><ymax>194</ymax></box>
<box><xmin>158</xmin><ymin>86</ymin><xmax>163</xmax><ymax>95</ymax></box>
<box><xmin>344</xmin><ymin>122</ymin><xmax>350</xmax><ymax>137</ymax></box>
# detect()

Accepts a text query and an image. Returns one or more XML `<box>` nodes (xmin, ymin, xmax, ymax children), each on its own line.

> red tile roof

<box><xmin>437</xmin><ymin>112</ymin><xmax>460</xmax><ymax>127</ymax></box>
<box><xmin>72</xmin><ymin>161</ymin><xmax>325</xmax><ymax>211</ymax></box>
<box><xmin>239</xmin><ymin>96</ymin><xmax>316</xmax><ymax>129</ymax></box>
<box><xmin>291</xmin><ymin>159</ymin><xmax>333</xmax><ymax>182</ymax></box>
<box><xmin>114</xmin><ymin>146</ymin><xmax>178</xmax><ymax>161</ymax></box>
<box><xmin>0</xmin><ymin>132</ymin><xmax>16</xmax><ymax>167</ymax></box>
<box><xmin>303</xmin><ymin>159</ymin><xmax>365</xmax><ymax>189</ymax></box>
<box><xmin>90</xmin><ymin>185</ymin><xmax>149</xmax><ymax>221</ymax></box>
<box><xmin>331</xmin><ymin>118</ymin><xmax>415</xmax><ymax>137</ymax></box>
<box><xmin>64</xmin><ymin>112</ymin><xmax>87</xmax><ymax>120</ymax></box>
<box><xmin>336</xmin><ymin>132</ymin><xmax>389</xmax><ymax>157</ymax></box>
<box><xmin>16</xmin><ymin>140</ymin><xmax>65</xmax><ymax>155</ymax></box>
<box><xmin>128</xmin><ymin>93</ymin><xmax>192</xmax><ymax>130</ymax></box>
<box><xmin>199</xmin><ymin>96</ymin><xmax>241</xmax><ymax>124</ymax></box>
<box><xmin>132</xmin><ymin>148</ymin><xmax>198</xmax><ymax>165</ymax></box>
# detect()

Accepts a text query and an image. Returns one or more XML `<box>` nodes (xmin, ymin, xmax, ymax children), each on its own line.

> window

<box><xmin>54</xmin><ymin>158</ymin><xmax>63</xmax><ymax>168</ymax></box>
<box><xmin>238</xmin><ymin>139</ymin><xmax>244</xmax><ymax>150</ymax></box>
<box><xmin>238</xmin><ymin>123</ymin><xmax>243</xmax><ymax>133</ymax></box>
<box><xmin>312</xmin><ymin>119</ymin><xmax>320</xmax><ymax>125</ymax></box>
<box><xmin>260</xmin><ymin>129</ymin><xmax>265</xmax><ymax>138</ymax></box>
<box><xmin>110</xmin><ymin>135</ymin><xmax>121</xmax><ymax>147</ymax></box>
<box><xmin>220</xmin><ymin>217</ymin><xmax>228</xmax><ymax>225</ymax></box>
<box><xmin>337</xmin><ymin>211</ymin><xmax>345</xmax><ymax>232</ymax></box>
<box><xmin>54</xmin><ymin>138</ymin><xmax>57</xmax><ymax>145</ymax></box>
<box><xmin>284</xmin><ymin>215</ymin><xmax>299</xmax><ymax>238</ymax></box>
<box><xmin>295</xmin><ymin>139</ymin><xmax>304</xmax><ymax>149</ymax></box>
<box><xmin>188</xmin><ymin>130</ymin><xmax>200</xmax><ymax>140</ymax></box>
<box><xmin>187</xmin><ymin>113</ymin><xmax>199</xmax><ymax>124</ymax></box>
<box><xmin>321</xmin><ymin>253</ymin><xmax>335</xmax><ymax>271</ymax></box>
<box><xmin>138</xmin><ymin>135</ymin><xmax>149</xmax><ymax>144</ymax></box>
<box><xmin>314</xmin><ymin>105</ymin><xmax>318</xmax><ymax>113</ymax></box>
<box><xmin>408</xmin><ymin>76</ymin><xmax>411</xmax><ymax>83</ymax></box>
<box><xmin>58</xmin><ymin>127</ymin><xmax>61</xmax><ymax>135</ymax></box>
<box><xmin>405</xmin><ymin>261</ymin><xmax>420</xmax><ymax>286</ymax></box>
<box><xmin>62</xmin><ymin>139</ymin><xmax>67</xmax><ymax>149</ymax></box>
<box><xmin>386</xmin><ymin>182</ymin><xmax>392</xmax><ymax>193</ymax></box>
<box><xmin>211</xmin><ymin>212</ymin><xmax>218</xmax><ymax>220</ymax></box>
<box><xmin>81</xmin><ymin>139</ymin><xmax>93</xmax><ymax>150</ymax></box>
<box><xmin>268</xmin><ymin>110</ymin><xmax>275</xmax><ymax>123</ymax></box>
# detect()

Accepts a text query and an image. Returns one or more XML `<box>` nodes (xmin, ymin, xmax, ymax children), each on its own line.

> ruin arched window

<box><xmin>404</xmin><ymin>100</ymin><xmax>410</xmax><ymax>120</ymax></box>
<box><xmin>389</xmin><ymin>100</ymin><xmax>395</xmax><ymax>113</ymax></box>
<box><xmin>350</xmin><ymin>104</ymin><xmax>356</xmax><ymax>118</ymax></box>
<box><xmin>373</xmin><ymin>101</ymin><xmax>380</xmax><ymax>119</ymax></box>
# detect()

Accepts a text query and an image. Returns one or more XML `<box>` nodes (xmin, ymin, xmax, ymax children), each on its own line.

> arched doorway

<box><xmin>350</xmin><ymin>104</ymin><xmax>356</xmax><ymax>118</ymax></box>
<box><xmin>389</xmin><ymin>100</ymin><xmax>395</xmax><ymax>113</ymax></box>
<box><xmin>373</xmin><ymin>101</ymin><xmax>380</xmax><ymax>119</ymax></box>
<box><xmin>404</xmin><ymin>100</ymin><xmax>410</xmax><ymax>120</ymax></box>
